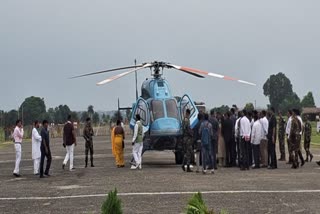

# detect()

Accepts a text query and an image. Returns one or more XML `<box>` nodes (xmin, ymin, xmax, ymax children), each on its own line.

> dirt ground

<box><xmin>0</xmin><ymin>136</ymin><xmax>319</xmax><ymax>214</ymax></box>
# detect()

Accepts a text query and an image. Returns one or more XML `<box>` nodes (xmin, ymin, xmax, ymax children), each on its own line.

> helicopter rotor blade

<box><xmin>167</xmin><ymin>64</ymin><xmax>204</xmax><ymax>78</ymax></box>
<box><xmin>96</xmin><ymin>63</ymin><xmax>152</xmax><ymax>85</ymax></box>
<box><xmin>69</xmin><ymin>65</ymin><xmax>145</xmax><ymax>79</ymax></box>
<box><xmin>169</xmin><ymin>64</ymin><xmax>256</xmax><ymax>86</ymax></box>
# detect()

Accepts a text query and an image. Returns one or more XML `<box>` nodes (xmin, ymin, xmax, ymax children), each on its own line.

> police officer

<box><xmin>290</xmin><ymin>109</ymin><xmax>302</xmax><ymax>169</ymax></box>
<box><xmin>83</xmin><ymin>117</ymin><xmax>94</xmax><ymax>168</ymax></box>
<box><xmin>304</xmin><ymin>116</ymin><xmax>313</xmax><ymax>162</ymax></box>
<box><xmin>182</xmin><ymin>109</ymin><xmax>193</xmax><ymax>172</ymax></box>
<box><xmin>278</xmin><ymin>112</ymin><xmax>286</xmax><ymax>161</ymax></box>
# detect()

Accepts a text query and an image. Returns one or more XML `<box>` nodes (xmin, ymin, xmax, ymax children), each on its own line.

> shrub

<box><xmin>186</xmin><ymin>192</ymin><xmax>214</xmax><ymax>214</ymax></box>
<box><xmin>101</xmin><ymin>188</ymin><xmax>123</xmax><ymax>214</ymax></box>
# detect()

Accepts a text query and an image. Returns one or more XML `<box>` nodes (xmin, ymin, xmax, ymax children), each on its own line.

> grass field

<box><xmin>310</xmin><ymin>121</ymin><xmax>320</xmax><ymax>146</ymax></box>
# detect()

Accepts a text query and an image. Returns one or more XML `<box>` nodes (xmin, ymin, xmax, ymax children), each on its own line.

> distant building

<box><xmin>302</xmin><ymin>107</ymin><xmax>320</xmax><ymax>121</ymax></box>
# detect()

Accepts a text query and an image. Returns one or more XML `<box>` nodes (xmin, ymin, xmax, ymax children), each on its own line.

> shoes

<box><xmin>186</xmin><ymin>166</ymin><xmax>193</xmax><ymax>172</ymax></box>
<box><xmin>138</xmin><ymin>164</ymin><xmax>142</xmax><ymax>170</ymax></box>
<box><xmin>13</xmin><ymin>173</ymin><xmax>21</xmax><ymax>177</ymax></box>
<box><xmin>130</xmin><ymin>165</ymin><xmax>138</xmax><ymax>170</ymax></box>
<box><xmin>44</xmin><ymin>173</ymin><xmax>50</xmax><ymax>177</ymax></box>
<box><xmin>62</xmin><ymin>164</ymin><xmax>65</xmax><ymax>170</ymax></box>
<box><xmin>240</xmin><ymin>168</ymin><xmax>245</xmax><ymax>171</ymax></box>
<box><xmin>253</xmin><ymin>166</ymin><xmax>260</xmax><ymax>169</ymax></box>
<box><xmin>40</xmin><ymin>175</ymin><xmax>45</xmax><ymax>178</ymax></box>
<box><xmin>278</xmin><ymin>158</ymin><xmax>286</xmax><ymax>161</ymax></box>
<box><xmin>268</xmin><ymin>166</ymin><xmax>276</xmax><ymax>170</ymax></box>
<box><xmin>34</xmin><ymin>173</ymin><xmax>39</xmax><ymax>176</ymax></box>
<box><xmin>181</xmin><ymin>165</ymin><xmax>186</xmax><ymax>172</ymax></box>
<box><xmin>310</xmin><ymin>154</ymin><xmax>313</xmax><ymax>162</ymax></box>
<box><xmin>202</xmin><ymin>170</ymin><xmax>207</xmax><ymax>174</ymax></box>
<box><xmin>316</xmin><ymin>161</ymin><xmax>320</xmax><ymax>166</ymax></box>
<box><xmin>300</xmin><ymin>160</ymin><xmax>305</xmax><ymax>167</ymax></box>
<box><xmin>196</xmin><ymin>170</ymin><xmax>200</xmax><ymax>173</ymax></box>
<box><xmin>210</xmin><ymin>170</ymin><xmax>215</xmax><ymax>174</ymax></box>
<box><xmin>70</xmin><ymin>168</ymin><xmax>76</xmax><ymax>171</ymax></box>
<box><xmin>91</xmin><ymin>164</ymin><xmax>95</xmax><ymax>167</ymax></box>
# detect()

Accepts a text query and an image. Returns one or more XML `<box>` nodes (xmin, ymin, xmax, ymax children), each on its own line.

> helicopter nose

<box><xmin>150</xmin><ymin>118</ymin><xmax>180</xmax><ymax>136</ymax></box>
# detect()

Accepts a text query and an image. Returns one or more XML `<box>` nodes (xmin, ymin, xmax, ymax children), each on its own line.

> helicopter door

<box><xmin>179</xmin><ymin>94</ymin><xmax>199</xmax><ymax>129</ymax></box>
<box><xmin>130</xmin><ymin>98</ymin><xmax>150</xmax><ymax>133</ymax></box>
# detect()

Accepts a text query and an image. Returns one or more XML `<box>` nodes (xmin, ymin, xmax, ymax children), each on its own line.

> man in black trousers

<box><xmin>222</xmin><ymin>112</ymin><xmax>234</xmax><ymax>167</ymax></box>
<box><xmin>267</xmin><ymin>107</ymin><xmax>277</xmax><ymax>169</ymax></box>
<box><xmin>40</xmin><ymin>120</ymin><xmax>52</xmax><ymax>178</ymax></box>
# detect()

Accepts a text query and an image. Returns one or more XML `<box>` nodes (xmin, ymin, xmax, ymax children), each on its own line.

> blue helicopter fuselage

<box><xmin>130</xmin><ymin>77</ymin><xmax>199</xmax><ymax>151</ymax></box>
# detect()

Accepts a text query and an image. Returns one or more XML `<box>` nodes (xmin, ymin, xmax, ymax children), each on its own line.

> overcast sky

<box><xmin>1</xmin><ymin>1</ymin><xmax>319</xmax><ymax>112</ymax></box>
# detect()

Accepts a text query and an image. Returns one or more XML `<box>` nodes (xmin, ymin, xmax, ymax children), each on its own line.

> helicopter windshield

<box><xmin>166</xmin><ymin>99</ymin><xmax>179</xmax><ymax>119</ymax></box>
<box><xmin>151</xmin><ymin>100</ymin><xmax>164</xmax><ymax>120</ymax></box>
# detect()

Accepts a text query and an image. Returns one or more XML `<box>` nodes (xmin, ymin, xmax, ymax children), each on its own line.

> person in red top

<box><xmin>13</xmin><ymin>120</ymin><xmax>24</xmax><ymax>177</ymax></box>
<box><xmin>62</xmin><ymin>115</ymin><xmax>77</xmax><ymax>171</ymax></box>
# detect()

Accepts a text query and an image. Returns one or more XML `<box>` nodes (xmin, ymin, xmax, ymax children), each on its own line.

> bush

<box><xmin>101</xmin><ymin>189</ymin><xmax>123</xmax><ymax>214</ymax></box>
<box><xmin>186</xmin><ymin>192</ymin><xmax>214</xmax><ymax>214</ymax></box>
<box><xmin>186</xmin><ymin>192</ymin><xmax>229</xmax><ymax>214</ymax></box>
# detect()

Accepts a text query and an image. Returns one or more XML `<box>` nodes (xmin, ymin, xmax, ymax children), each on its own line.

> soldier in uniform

<box><xmin>303</xmin><ymin>116</ymin><xmax>313</xmax><ymax>162</ymax></box>
<box><xmin>83</xmin><ymin>117</ymin><xmax>94</xmax><ymax>168</ymax></box>
<box><xmin>182</xmin><ymin>109</ymin><xmax>193</xmax><ymax>172</ymax></box>
<box><xmin>278</xmin><ymin>112</ymin><xmax>286</xmax><ymax>161</ymax></box>
<box><xmin>289</xmin><ymin>109</ymin><xmax>302</xmax><ymax>169</ymax></box>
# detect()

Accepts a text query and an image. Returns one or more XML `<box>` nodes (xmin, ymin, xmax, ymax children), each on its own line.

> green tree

<box><xmin>81</xmin><ymin>111</ymin><xmax>89</xmax><ymax>122</ymax></box>
<box><xmin>88</xmin><ymin>105</ymin><xmax>94</xmax><ymax>118</ymax></box>
<box><xmin>263</xmin><ymin>73</ymin><xmax>293</xmax><ymax>111</ymax></box>
<box><xmin>211</xmin><ymin>105</ymin><xmax>230</xmax><ymax>114</ymax></box>
<box><xmin>92</xmin><ymin>112</ymin><xmax>100</xmax><ymax>125</ymax></box>
<box><xmin>278</xmin><ymin>92</ymin><xmax>301</xmax><ymax>113</ymax></box>
<box><xmin>4</xmin><ymin>110</ymin><xmax>18</xmax><ymax>127</ymax></box>
<box><xmin>112</xmin><ymin>111</ymin><xmax>123</xmax><ymax>123</ymax></box>
<box><xmin>244</xmin><ymin>103</ymin><xmax>254</xmax><ymax>112</ymax></box>
<box><xmin>54</xmin><ymin>105</ymin><xmax>71</xmax><ymax>124</ymax></box>
<box><xmin>301</xmin><ymin>91</ymin><xmax>316</xmax><ymax>108</ymax></box>
<box><xmin>20</xmin><ymin>96</ymin><xmax>46</xmax><ymax>125</ymax></box>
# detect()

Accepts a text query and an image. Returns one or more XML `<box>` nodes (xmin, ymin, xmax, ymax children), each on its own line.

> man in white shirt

<box><xmin>240</xmin><ymin>110</ymin><xmax>251</xmax><ymax>170</ymax></box>
<box><xmin>251</xmin><ymin>111</ymin><xmax>262</xmax><ymax>169</ymax></box>
<box><xmin>131</xmin><ymin>114</ymin><xmax>144</xmax><ymax>170</ymax></box>
<box><xmin>32</xmin><ymin>120</ymin><xmax>42</xmax><ymax>175</ymax></box>
<box><xmin>259</xmin><ymin>110</ymin><xmax>269</xmax><ymax>168</ymax></box>
<box><xmin>234</xmin><ymin>111</ymin><xmax>243</xmax><ymax>167</ymax></box>
<box><xmin>13</xmin><ymin>120</ymin><xmax>24</xmax><ymax>177</ymax></box>
<box><xmin>286</xmin><ymin>110</ymin><xmax>293</xmax><ymax>164</ymax></box>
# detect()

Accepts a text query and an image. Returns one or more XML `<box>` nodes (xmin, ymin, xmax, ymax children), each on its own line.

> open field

<box><xmin>0</xmin><ymin>136</ymin><xmax>320</xmax><ymax>214</ymax></box>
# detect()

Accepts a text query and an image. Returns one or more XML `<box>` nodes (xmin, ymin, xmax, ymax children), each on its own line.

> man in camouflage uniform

<box><xmin>83</xmin><ymin>117</ymin><xmax>94</xmax><ymax>167</ymax></box>
<box><xmin>182</xmin><ymin>109</ymin><xmax>193</xmax><ymax>172</ymax></box>
<box><xmin>303</xmin><ymin>116</ymin><xmax>313</xmax><ymax>162</ymax></box>
<box><xmin>278</xmin><ymin>112</ymin><xmax>286</xmax><ymax>161</ymax></box>
<box><xmin>289</xmin><ymin>109</ymin><xmax>302</xmax><ymax>169</ymax></box>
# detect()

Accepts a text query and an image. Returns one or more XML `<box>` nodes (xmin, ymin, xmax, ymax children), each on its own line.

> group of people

<box><xmin>12</xmin><ymin>115</ymin><xmax>95</xmax><ymax>178</ymax></box>
<box><xmin>111</xmin><ymin>114</ymin><xmax>144</xmax><ymax>170</ymax></box>
<box><xmin>181</xmin><ymin>107</ymin><xmax>320</xmax><ymax>174</ymax></box>
<box><xmin>10</xmin><ymin>109</ymin><xmax>320</xmax><ymax>177</ymax></box>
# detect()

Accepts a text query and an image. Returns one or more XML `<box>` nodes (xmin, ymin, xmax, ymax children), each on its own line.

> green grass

<box><xmin>310</xmin><ymin>121</ymin><xmax>320</xmax><ymax>146</ymax></box>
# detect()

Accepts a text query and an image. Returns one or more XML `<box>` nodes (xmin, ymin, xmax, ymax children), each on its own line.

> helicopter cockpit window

<box><xmin>135</xmin><ymin>103</ymin><xmax>148</xmax><ymax>126</ymax></box>
<box><xmin>165</xmin><ymin>99</ymin><xmax>179</xmax><ymax>119</ymax></box>
<box><xmin>151</xmin><ymin>100</ymin><xmax>164</xmax><ymax>120</ymax></box>
<box><xmin>157</xmin><ymin>81</ymin><xmax>164</xmax><ymax>87</ymax></box>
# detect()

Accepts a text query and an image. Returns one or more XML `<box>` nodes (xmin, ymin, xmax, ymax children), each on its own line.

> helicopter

<box><xmin>71</xmin><ymin>61</ymin><xmax>255</xmax><ymax>164</ymax></box>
